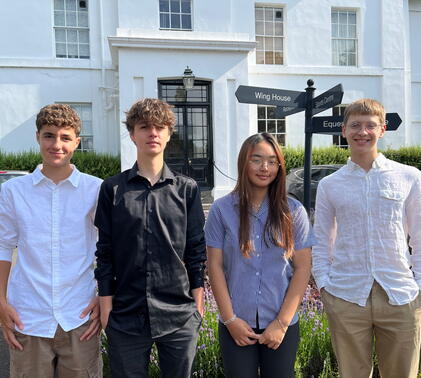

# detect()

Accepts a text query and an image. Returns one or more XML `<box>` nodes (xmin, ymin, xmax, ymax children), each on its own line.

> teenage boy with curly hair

<box><xmin>95</xmin><ymin>98</ymin><xmax>206</xmax><ymax>378</ymax></box>
<box><xmin>0</xmin><ymin>104</ymin><xmax>103</xmax><ymax>377</ymax></box>
<box><xmin>313</xmin><ymin>98</ymin><xmax>421</xmax><ymax>378</ymax></box>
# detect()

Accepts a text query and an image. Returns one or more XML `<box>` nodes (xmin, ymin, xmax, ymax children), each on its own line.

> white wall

<box><xmin>0</xmin><ymin>0</ymin><xmax>120</xmax><ymax>155</ymax></box>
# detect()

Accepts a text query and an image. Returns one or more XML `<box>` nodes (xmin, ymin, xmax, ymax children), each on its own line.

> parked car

<box><xmin>0</xmin><ymin>170</ymin><xmax>29</xmax><ymax>189</ymax></box>
<box><xmin>286</xmin><ymin>164</ymin><xmax>343</xmax><ymax>211</ymax></box>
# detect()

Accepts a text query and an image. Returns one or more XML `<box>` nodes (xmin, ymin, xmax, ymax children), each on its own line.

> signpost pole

<box><xmin>303</xmin><ymin>79</ymin><xmax>315</xmax><ymax>215</ymax></box>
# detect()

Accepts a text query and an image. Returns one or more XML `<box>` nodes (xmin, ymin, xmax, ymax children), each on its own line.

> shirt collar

<box><xmin>346</xmin><ymin>153</ymin><xmax>387</xmax><ymax>171</ymax></box>
<box><xmin>31</xmin><ymin>164</ymin><xmax>80</xmax><ymax>187</ymax></box>
<box><xmin>128</xmin><ymin>162</ymin><xmax>175</xmax><ymax>184</ymax></box>
<box><xmin>232</xmin><ymin>192</ymin><xmax>269</xmax><ymax>218</ymax></box>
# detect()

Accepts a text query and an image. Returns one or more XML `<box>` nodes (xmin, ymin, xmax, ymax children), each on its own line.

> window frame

<box><xmin>331</xmin><ymin>8</ymin><xmax>358</xmax><ymax>66</ymax></box>
<box><xmin>255</xmin><ymin>5</ymin><xmax>284</xmax><ymax>65</ymax></box>
<box><xmin>58</xmin><ymin>103</ymin><xmax>94</xmax><ymax>152</ymax></box>
<box><xmin>53</xmin><ymin>0</ymin><xmax>90</xmax><ymax>59</ymax></box>
<box><xmin>257</xmin><ymin>105</ymin><xmax>286</xmax><ymax>146</ymax></box>
<box><xmin>159</xmin><ymin>0</ymin><xmax>193</xmax><ymax>31</ymax></box>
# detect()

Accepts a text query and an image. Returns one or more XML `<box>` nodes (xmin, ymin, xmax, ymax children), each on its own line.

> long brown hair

<box><xmin>233</xmin><ymin>133</ymin><xmax>294</xmax><ymax>258</ymax></box>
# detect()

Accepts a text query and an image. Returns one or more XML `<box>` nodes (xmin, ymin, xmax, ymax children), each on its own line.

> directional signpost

<box><xmin>312</xmin><ymin>84</ymin><xmax>344</xmax><ymax>115</ymax></box>
<box><xmin>235</xmin><ymin>80</ymin><xmax>402</xmax><ymax>214</ymax></box>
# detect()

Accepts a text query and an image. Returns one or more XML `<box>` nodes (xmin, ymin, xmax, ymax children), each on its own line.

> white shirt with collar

<box><xmin>312</xmin><ymin>154</ymin><xmax>421</xmax><ymax>306</ymax></box>
<box><xmin>0</xmin><ymin>165</ymin><xmax>102</xmax><ymax>337</ymax></box>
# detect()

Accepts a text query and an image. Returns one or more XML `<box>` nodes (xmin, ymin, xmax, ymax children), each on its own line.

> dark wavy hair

<box><xmin>124</xmin><ymin>98</ymin><xmax>176</xmax><ymax>134</ymax></box>
<box><xmin>233</xmin><ymin>133</ymin><xmax>294</xmax><ymax>258</ymax></box>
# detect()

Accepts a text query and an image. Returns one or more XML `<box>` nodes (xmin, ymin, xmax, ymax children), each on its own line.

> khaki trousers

<box><xmin>10</xmin><ymin>322</ymin><xmax>102</xmax><ymax>378</ymax></box>
<box><xmin>321</xmin><ymin>282</ymin><xmax>421</xmax><ymax>378</ymax></box>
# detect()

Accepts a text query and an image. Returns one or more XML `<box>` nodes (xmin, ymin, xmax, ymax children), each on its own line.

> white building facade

<box><xmin>1</xmin><ymin>0</ymin><xmax>420</xmax><ymax>197</ymax></box>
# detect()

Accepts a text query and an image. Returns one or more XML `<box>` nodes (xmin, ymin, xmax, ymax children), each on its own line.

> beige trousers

<box><xmin>10</xmin><ymin>322</ymin><xmax>102</xmax><ymax>378</ymax></box>
<box><xmin>321</xmin><ymin>281</ymin><xmax>421</xmax><ymax>378</ymax></box>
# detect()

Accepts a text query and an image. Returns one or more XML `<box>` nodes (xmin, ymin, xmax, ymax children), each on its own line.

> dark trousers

<box><xmin>218</xmin><ymin>321</ymin><xmax>299</xmax><ymax>378</ymax></box>
<box><xmin>105</xmin><ymin>311</ymin><xmax>201</xmax><ymax>378</ymax></box>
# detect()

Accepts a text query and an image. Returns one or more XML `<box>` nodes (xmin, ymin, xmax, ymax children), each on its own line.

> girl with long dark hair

<box><xmin>205</xmin><ymin>133</ymin><xmax>312</xmax><ymax>377</ymax></box>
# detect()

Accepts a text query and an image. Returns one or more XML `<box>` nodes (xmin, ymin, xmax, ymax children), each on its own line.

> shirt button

<box><xmin>257</xmin><ymin>254</ymin><xmax>260</xmax><ymax>257</ymax></box>
<box><xmin>258</xmin><ymin>291</ymin><xmax>261</xmax><ymax>294</ymax></box>
<box><xmin>147</xmin><ymin>250</ymin><xmax>152</xmax><ymax>255</ymax></box>
<box><xmin>256</xmin><ymin>272</ymin><xmax>259</xmax><ymax>276</ymax></box>
<box><xmin>256</xmin><ymin>235</ymin><xmax>260</xmax><ymax>239</ymax></box>
<box><xmin>148</xmin><ymin>209</ymin><xmax>153</xmax><ymax>213</ymax></box>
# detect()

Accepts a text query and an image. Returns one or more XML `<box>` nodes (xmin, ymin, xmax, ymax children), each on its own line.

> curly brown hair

<box><xmin>124</xmin><ymin>98</ymin><xmax>176</xmax><ymax>134</ymax></box>
<box><xmin>36</xmin><ymin>104</ymin><xmax>81</xmax><ymax>136</ymax></box>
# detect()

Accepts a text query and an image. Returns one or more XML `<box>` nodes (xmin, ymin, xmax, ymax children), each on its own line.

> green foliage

<box><xmin>0</xmin><ymin>151</ymin><xmax>120</xmax><ymax>179</ymax></box>
<box><xmin>283</xmin><ymin>146</ymin><xmax>350</xmax><ymax>174</ymax></box>
<box><xmin>71</xmin><ymin>151</ymin><xmax>120</xmax><ymax>179</ymax></box>
<box><xmin>382</xmin><ymin>147</ymin><xmax>421</xmax><ymax>171</ymax></box>
<box><xmin>283</xmin><ymin>145</ymin><xmax>421</xmax><ymax>173</ymax></box>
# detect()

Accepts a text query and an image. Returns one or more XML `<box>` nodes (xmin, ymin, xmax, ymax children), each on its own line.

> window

<box><xmin>54</xmin><ymin>0</ymin><xmax>90</xmax><ymax>59</ymax></box>
<box><xmin>332</xmin><ymin>104</ymin><xmax>348</xmax><ymax>148</ymax></box>
<box><xmin>159</xmin><ymin>0</ymin><xmax>192</xmax><ymax>30</ymax></box>
<box><xmin>331</xmin><ymin>10</ymin><xmax>357</xmax><ymax>66</ymax></box>
<box><xmin>66</xmin><ymin>103</ymin><xmax>93</xmax><ymax>152</ymax></box>
<box><xmin>255</xmin><ymin>6</ymin><xmax>284</xmax><ymax>64</ymax></box>
<box><xmin>257</xmin><ymin>106</ymin><xmax>286</xmax><ymax>145</ymax></box>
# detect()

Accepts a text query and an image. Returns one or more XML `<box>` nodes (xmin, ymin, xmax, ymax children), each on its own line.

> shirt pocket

<box><xmin>379</xmin><ymin>189</ymin><xmax>405</xmax><ymax>225</ymax></box>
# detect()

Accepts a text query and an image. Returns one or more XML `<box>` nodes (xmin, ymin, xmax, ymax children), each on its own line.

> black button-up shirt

<box><xmin>94</xmin><ymin>163</ymin><xmax>206</xmax><ymax>338</ymax></box>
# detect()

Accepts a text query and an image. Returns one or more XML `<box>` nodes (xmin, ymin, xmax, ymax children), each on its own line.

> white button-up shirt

<box><xmin>0</xmin><ymin>166</ymin><xmax>102</xmax><ymax>337</ymax></box>
<box><xmin>312</xmin><ymin>154</ymin><xmax>421</xmax><ymax>306</ymax></box>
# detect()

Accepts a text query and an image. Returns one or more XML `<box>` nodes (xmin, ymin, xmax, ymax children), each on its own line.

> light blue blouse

<box><xmin>205</xmin><ymin>193</ymin><xmax>313</xmax><ymax>329</ymax></box>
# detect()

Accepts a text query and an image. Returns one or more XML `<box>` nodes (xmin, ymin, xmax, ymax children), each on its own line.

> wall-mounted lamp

<box><xmin>182</xmin><ymin>66</ymin><xmax>195</xmax><ymax>90</ymax></box>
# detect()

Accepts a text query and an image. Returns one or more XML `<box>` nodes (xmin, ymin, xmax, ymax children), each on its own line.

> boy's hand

<box><xmin>79</xmin><ymin>296</ymin><xmax>101</xmax><ymax>341</ymax></box>
<box><xmin>258</xmin><ymin>320</ymin><xmax>287</xmax><ymax>350</ymax></box>
<box><xmin>0</xmin><ymin>302</ymin><xmax>24</xmax><ymax>350</ymax></box>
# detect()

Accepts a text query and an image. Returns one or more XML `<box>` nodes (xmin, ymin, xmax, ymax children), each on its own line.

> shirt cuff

<box><xmin>97</xmin><ymin>279</ymin><xmax>116</xmax><ymax>296</ymax></box>
<box><xmin>188</xmin><ymin>267</ymin><xmax>205</xmax><ymax>290</ymax></box>
<box><xmin>0</xmin><ymin>249</ymin><xmax>13</xmax><ymax>262</ymax></box>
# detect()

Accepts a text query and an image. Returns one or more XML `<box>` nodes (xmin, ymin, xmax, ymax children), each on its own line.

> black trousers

<box><xmin>218</xmin><ymin>321</ymin><xmax>299</xmax><ymax>378</ymax></box>
<box><xmin>105</xmin><ymin>311</ymin><xmax>202</xmax><ymax>378</ymax></box>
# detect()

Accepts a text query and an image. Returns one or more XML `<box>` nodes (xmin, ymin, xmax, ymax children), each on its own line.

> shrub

<box><xmin>283</xmin><ymin>146</ymin><xmax>421</xmax><ymax>173</ymax></box>
<box><xmin>0</xmin><ymin>151</ymin><xmax>120</xmax><ymax>179</ymax></box>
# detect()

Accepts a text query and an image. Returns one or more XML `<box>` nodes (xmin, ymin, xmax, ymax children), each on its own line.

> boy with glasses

<box><xmin>312</xmin><ymin>98</ymin><xmax>421</xmax><ymax>378</ymax></box>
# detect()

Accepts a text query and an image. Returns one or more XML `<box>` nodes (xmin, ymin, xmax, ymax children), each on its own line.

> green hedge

<box><xmin>0</xmin><ymin>151</ymin><xmax>120</xmax><ymax>180</ymax></box>
<box><xmin>1</xmin><ymin>146</ymin><xmax>421</xmax><ymax>180</ymax></box>
<box><xmin>283</xmin><ymin>146</ymin><xmax>421</xmax><ymax>173</ymax></box>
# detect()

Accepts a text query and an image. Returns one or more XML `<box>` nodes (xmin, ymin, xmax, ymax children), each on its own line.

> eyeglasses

<box><xmin>348</xmin><ymin>122</ymin><xmax>381</xmax><ymax>131</ymax></box>
<box><xmin>249</xmin><ymin>158</ymin><xmax>280</xmax><ymax>168</ymax></box>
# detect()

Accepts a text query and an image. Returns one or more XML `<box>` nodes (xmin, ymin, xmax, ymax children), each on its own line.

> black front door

<box><xmin>159</xmin><ymin>80</ymin><xmax>213</xmax><ymax>189</ymax></box>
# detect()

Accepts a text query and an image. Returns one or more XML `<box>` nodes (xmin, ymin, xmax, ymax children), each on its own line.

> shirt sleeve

<box><xmin>94</xmin><ymin>180</ymin><xmax>116</xmax><ymax>296</ymax></box>
<box><xmin>184</xmin><ymin>180</ymin><xmax>207</xmax><ymax>290</ymax></box>
<box><xmin>312</xmin><ymin>180</ymin><xmax>337</xmax><ymax>290</ymax></box>
<box><xmin>204</xmin><ymin>201</ymin><xmax>225</xmax><ymax>250</ymax></box>
<box><xmin>406</xmin><ymin>171</ymin><xmax>421</xmax><ymax>289</ymax></box>
<box><xmin>291</xmin><ymin>201</ymin><xmax>314</xmax><ymax>252</ymax></box>
<box><xmin>0</xmin><ymin>183</ymin><xmax>18</xmax><ymax>262</ymax></box>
